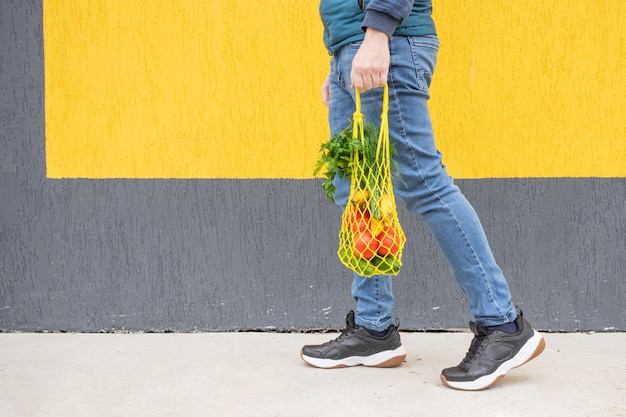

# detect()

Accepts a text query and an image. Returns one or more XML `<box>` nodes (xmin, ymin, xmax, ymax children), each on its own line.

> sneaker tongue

<box><xmin>346</xmin><ymin>310</ymin><xmax>357</xmax><ymax>328</ymax></box>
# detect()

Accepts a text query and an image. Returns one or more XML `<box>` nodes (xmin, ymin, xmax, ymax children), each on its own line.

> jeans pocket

<box><xmin>407</xmin><ymin>36</ymin><xmax>439</xmax><ymax>92</ymax></box>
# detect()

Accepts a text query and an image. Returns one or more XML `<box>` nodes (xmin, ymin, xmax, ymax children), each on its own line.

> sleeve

<box><xmin>361</xmin><ymin>0</ymin><xmax>413</xmax><ymax>37</ymax></box>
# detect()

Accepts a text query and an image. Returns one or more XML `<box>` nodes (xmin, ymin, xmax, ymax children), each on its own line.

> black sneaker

<box><xmin>300</xmin><ymin>310</ymin><xmax>406</xmax><ymax>369</ymax></box>
<box><xmin>440</xmin><ymin>309</ymin><xmax>545</xmax><ymax>390</ymax></box>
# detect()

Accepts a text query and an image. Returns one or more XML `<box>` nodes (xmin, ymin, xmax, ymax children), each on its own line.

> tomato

<box><xmin>353</xmin><ymin>230</ymin><xmax>379</xmax><ymax>259</ymax></box>
<box><xmin>347</xmin><ymin>206</ymin><xmax>370</xmax><ymax>233</ymax></box>
<box><xmin>376</xmin><ymin>227</ymin><xmax>402</xmax><ymax>256</ymax></box>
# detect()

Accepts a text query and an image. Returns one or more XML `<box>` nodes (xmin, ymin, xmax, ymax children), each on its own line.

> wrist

<box><xmin>364</xmin><ymin>27</ymin><xmax>389</xmax><ymax>41</ymax></box>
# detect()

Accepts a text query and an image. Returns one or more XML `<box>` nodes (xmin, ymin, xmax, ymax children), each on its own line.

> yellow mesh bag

<box><xmin>338</xmin><ymin>85</ymin><xmax>406</xmax><ymax>277</ymax></box>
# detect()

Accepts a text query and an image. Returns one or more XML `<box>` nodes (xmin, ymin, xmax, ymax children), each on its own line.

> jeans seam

<box><xmin>375</xmin><ymin>278</ymin><xmax>381</xmax><ymax>326</ymax></box>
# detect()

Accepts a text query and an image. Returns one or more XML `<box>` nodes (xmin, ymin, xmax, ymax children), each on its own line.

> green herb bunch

<box><xmin>314</xmin><ymin>121</ymin><xmax>396</xmax><ymax>202</ymax></box>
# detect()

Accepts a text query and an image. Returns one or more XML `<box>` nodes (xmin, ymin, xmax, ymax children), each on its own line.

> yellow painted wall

<box><xmin>44</xmin><ymin>0</ymin><xmax>625</xmax><ymax>179</ymax></box>
<box><xmin>432</xmin><ymin>1</ymin><xmax>626</xmax><ymax>178</ymax></box>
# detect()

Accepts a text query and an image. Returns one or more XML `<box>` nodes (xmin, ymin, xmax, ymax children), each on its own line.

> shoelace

<box><xmin>334</xmin><ymin>324</ymin><xmax>358</xmax><ymax>343</ymax></box>
<box><xmin>461</xmin><ymin>331</ymin><xmax>491</xmax><ymax>365</ymax></box>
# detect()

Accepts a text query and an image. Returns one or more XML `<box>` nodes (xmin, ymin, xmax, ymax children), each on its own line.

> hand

<box><xmin>350</xmin><ymin>28</ymin><xmax>390</xmax><ymax>92</ymax></box>
<box><xmin>321</xmin><ymin>73</ymin><xmax>330</xmax><ymax>106</ymax></box>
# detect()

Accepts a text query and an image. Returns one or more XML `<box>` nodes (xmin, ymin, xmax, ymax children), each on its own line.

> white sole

<box><xmin>441</xmin><ymin>330</ymin><xmax>546</xmax><ymax>391</ymax></box>
<box><xmin>301</xmin><ymin>345</ymin><xmax>407</xmax><ymax>369</ymax></box>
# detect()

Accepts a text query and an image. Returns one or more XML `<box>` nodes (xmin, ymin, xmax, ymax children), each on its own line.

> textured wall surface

<box><xmin>1</xmin><ymin>1</ymin><xmax>625</xmax><ymax>332</ymax></box>
<box><xmin>1</xmin><ymin>176</ymin><xmax>624</xmax><ymax>332</ymax></box>
<box><xmin>43</xmin><ymin>0</ymin><xmax>328</xmax><ymax>179</ymax></box>
<box><xmin>42</xmin><ymin>0</ymin><xmax>625</xmax><ymax>179</ymax></box>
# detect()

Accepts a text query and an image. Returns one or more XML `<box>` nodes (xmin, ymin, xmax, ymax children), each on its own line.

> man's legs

<box><xmin>302</xmin><ymin>37</ymin><xmax>544</xmax><ymax>386</ymax></box>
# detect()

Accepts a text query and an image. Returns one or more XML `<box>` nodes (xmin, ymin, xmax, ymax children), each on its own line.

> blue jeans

<box><xmin>328</xmin><ymin>35</ymin><xmax>517</xmax><ymax>330</ymax></box>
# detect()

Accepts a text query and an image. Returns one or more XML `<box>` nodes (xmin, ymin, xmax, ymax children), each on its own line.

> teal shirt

<box><xmin>320</xmin><ymin>0</ymin><xmax>436</xmax><ymax>55</ymax></box>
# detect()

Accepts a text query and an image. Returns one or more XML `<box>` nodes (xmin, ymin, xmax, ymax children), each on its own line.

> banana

<box><xmin>351</xmin><ymin>189</ymin><xmax>370</xmax><ymax>205</ymax></box>
<box><xmin>369</xmin><ymin>217</ymin><xmax>385</xmax><ymax>237</ymax></box>
<box><xmin>379</xmin><ymin>194</ymin><xmax>394</xmax><ymax>221</ymax></box>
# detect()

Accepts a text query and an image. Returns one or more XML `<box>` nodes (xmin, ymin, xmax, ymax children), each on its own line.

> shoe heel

<box><xmin>516</xmin><ymin>334</ymin><xmax>546</xmax><ymax>368</ymax></box>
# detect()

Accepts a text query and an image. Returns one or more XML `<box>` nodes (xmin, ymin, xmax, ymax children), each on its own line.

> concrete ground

<box><xmin>0</xmin><ymin>331</ymin><xmax>625</xmax><ymax>417</ymax></box>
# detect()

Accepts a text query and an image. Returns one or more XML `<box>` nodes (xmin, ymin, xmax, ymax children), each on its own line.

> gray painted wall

<box><xmin>1</xmin><ymin>1</ymin><xmax>625</xmax><ymax>332</ymax></box>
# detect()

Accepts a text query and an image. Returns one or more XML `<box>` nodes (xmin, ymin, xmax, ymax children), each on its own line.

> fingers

<box><xmin>350</xmin><ymin>66</ymin><xmax>387</xmax><ymax>92</ymax></box>
<box><xmin>321</xmin><ymin>73</ymin><xmax>330</xmax><ymax>106</ymax></box>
